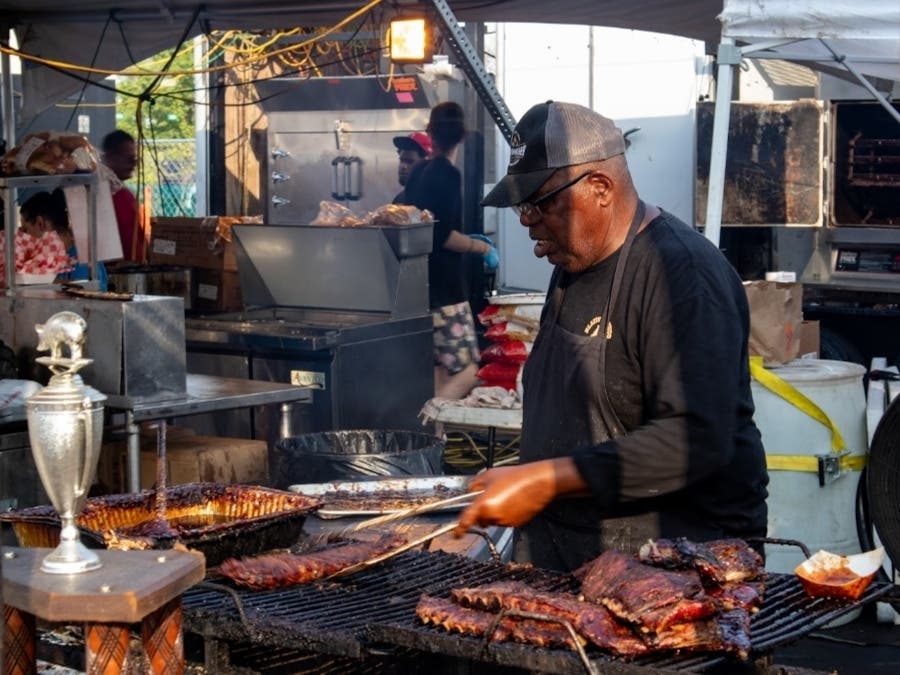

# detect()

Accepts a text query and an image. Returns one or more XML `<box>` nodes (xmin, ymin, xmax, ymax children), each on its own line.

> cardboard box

<box><xmin>149</xmin><ymin>216</ymin><xmax>261</xmax><ymax>272</ymax></box>
<box><xmin>98</xmin><ymin>430</ymin><xmax>268</xmax><ymax>493</ymax></box>
<box><xmin>799</xmin><ymin>320</ymin><xmax>820</xmax><ymax>359</ymax></box>
<box><xmin>193</xmin><ymin>269</ymin><xmax>243</xmax><ymax>312</ymax></box>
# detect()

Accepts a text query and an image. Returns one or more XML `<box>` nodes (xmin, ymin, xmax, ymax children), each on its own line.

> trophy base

<box><xmin>40</xmin><ymin>542</ymin><xmax>102</xmax><ymax>574</ymax></box>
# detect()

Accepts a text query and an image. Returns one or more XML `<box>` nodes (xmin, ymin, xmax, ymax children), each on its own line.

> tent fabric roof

<box><xmin>720</xmin><ymin>0</ymin><xmax>900</xmax><ymax>82</ymax></box>
<box><xmin>2</xmin><ymin>0</ymin><xmax>723</xmax><ymax>118</ymax></box>
<box><xmin>2</xmin><ymin>1</ymin><xmax>898</xmax><ymax>119</ymax></box>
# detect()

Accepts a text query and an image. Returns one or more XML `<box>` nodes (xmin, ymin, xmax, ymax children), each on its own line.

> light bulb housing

<box><xmin>389</xmin><ymin>18</ymin><xmax>430</xmax><ymax>63</ymax></box>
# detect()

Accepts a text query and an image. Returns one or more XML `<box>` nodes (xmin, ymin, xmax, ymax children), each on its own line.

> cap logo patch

<box><xmin>508</xmin><ymin>131</ymin><xmax>526</xmax><ymax>167</ymax></box>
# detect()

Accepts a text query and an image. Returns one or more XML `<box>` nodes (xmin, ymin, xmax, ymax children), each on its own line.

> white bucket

<box><xmin>750</xmin><ymin>359</ymin><xmax>867</xmax><ymax>576</ymax></box>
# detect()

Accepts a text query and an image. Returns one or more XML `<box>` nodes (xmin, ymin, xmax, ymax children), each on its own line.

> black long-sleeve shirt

<box><xmin>557</xmin><ymin>211</ymin><xmax>768</xmax><ymax>537</ymax></box>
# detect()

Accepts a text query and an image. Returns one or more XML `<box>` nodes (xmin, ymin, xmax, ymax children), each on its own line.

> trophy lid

<box><xmin>25</xmin><ymin>311</ymin><xmax>107</xmax><ymax>410</ymax></box>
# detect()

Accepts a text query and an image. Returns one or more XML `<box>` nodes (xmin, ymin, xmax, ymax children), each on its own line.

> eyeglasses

<box><xmin>511</xmin><ymin>171</ymin><xmax>592</xmax><ymax>222</ymax></box>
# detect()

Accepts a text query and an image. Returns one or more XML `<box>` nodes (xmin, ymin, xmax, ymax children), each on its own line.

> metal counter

<box><xmin>106</xmin><ymin>373</ymin><xmax>313</xmax><ymax>492</ymax></box>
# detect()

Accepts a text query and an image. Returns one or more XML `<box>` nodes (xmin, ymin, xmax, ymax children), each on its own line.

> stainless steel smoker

<box><xmin>259</xmin><ymin>74</ymin><xmax>461</xmax><ymax>225</ymax></box>
<box><xmin>183</xmin><ymin>222</ymin><xmax>435</xmax><ymax>443</ymax></box>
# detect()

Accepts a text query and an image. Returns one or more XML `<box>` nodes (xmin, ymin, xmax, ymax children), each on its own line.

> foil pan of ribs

<box><xmin>1</xmin><ymin>482</ymin><xmax>322</xmax><ymax>566</ymax></box>
<box><xmin>289</xmin><ymin>475</ymin><xmax>470</xmax><ymax>518</ymax></box>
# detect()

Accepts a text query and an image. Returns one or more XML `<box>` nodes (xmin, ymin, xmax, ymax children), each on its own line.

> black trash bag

<box><xmin>271</xmin><ymin>429</ymin><xmax>445</xmax><ymax>487</ymax></box>
<box><xmin>0</xmin><ymin>339</ymin><xmax>17</xmax><ymax>380</ymax></box>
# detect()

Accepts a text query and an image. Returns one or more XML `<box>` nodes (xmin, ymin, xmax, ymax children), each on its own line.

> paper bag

<box><xmin>744</xmin><ymin>281</ymin><xmax>803</xmax><ymax>365</ymax></box>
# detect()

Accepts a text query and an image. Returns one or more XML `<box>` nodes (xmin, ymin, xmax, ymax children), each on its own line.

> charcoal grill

<box><xmin>182</xmin><ymin>548</ymin><xmax>893</xmax><ymax>674</ymax></box>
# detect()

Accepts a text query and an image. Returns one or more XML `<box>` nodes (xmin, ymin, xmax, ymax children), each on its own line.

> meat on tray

<box><xmin>450</xmin><ymin>581</ymin><xmax>648</xmax><ymax>657</ymax></box>
<box><xmin>579</xmin><ymin>549</ymin><xmax>718</xmax><ymax>633</ymax></box>
<box><xmin>638</xmin><ymin>537</ymin><xmax>764</xmax><ymax>584</ymax></box>
<box><xmin>217</xmin><ymin>533</ymin><xmax>405</xmax><ymax>589</ymax></box>
<box><xmin>416</xmin><ymin>595</ymin><xmax>580</xmax><ymax>649</ymax></box>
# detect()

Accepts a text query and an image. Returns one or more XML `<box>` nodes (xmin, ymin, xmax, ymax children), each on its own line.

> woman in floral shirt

<box><xmin>0</xmin><ymin>191</ymin><xmax>72</xmax><ymax>280</ymax></box>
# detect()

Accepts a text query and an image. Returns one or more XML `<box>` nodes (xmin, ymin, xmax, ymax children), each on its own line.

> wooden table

<box><xmin>2</xmin><ymin>547</ymin><xmax>205</xmax><ymax>674</ymax></box>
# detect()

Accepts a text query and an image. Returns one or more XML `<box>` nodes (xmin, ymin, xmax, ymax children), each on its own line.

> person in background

<box><xmin>46</xmin><ymin>188</ymin><xmax>108</xmax><ymax>289</ymax></box>
<box><xmin>392</xmin><ymin>131</ymin><xmax>432</xmax><ymax>204</ymax></box>
<box><xmin>456</xmin><ymin>101</ymin><xmax>768</xmax><ymax>572</ymax></box>
<box><xmin>403</xmin><ymin>101</ymin><xmax>500</xmax><ymax>399</ymax></box>
<box><xmin>0</xmin><ymin>191</ymin><xmax>71</xmax><ymax>280</ymax></box>
<box><xmin>101</xmin><ymin>129</ymin><xmax>144</xmax><ymax>262</ymax></box>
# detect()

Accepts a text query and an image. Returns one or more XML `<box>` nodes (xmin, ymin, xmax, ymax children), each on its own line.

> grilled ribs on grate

<box><xmin>449</xmin><ymin>581</ymin><xmax>648</xmax><ymax>656</ymax></box>
<box><xmin>638</xmin><ymin>538</ymin><xmax>764</xmax><ymax>585</ymax></box>
<box><xmin>217</xmin><ymin>533</ymin><xmax>406</xmax><ymax>589</ymax></box>
<box><xmin>417</xmin><ymin>595</ymin><xmax>581</xmax><ymax>649</ymax></box>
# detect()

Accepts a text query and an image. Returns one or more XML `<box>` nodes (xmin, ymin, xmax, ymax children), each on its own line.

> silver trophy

<box><xmin>25</xmin><ymin>311</ymin><xmax>106</xmax><ymax>574</ymax></box>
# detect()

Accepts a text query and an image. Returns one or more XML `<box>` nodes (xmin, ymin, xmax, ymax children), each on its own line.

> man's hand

<box><xmin>454</xmin><ymin>462</ymin><xmax>558</xmax><ymax>536</ymax></box>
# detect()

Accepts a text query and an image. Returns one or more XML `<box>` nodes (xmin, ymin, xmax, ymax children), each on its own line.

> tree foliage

<box><xmin>115</xmin><ymin>46</ymin><xmax>196</xmax><ymax>140</ymax></box>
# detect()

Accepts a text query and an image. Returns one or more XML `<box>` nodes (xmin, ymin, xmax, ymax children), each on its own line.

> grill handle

<box><xmin>746</xmin><ymin>536</ymin><xmax>812</xmax><ymax>559</ymax></box>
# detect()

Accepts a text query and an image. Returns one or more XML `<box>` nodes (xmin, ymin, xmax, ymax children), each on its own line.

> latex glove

<box><xmin>469</xmin><ymin>234</ymin><xmax>494</xmax><ymax>247</ymax></box>
<box><xmin>454</xmin><ymin>463</ymin><xmax>557</xmax><ymax>537</ymax></box>
<box><xmin>469</xmin><ymin>234</ymin><xmax>499</xmax><ymax>270</ymax></box>
<box><xmin>482</xmin><ymin>244</ymin><xmax>500</xmax><ymax>271</ymax></box>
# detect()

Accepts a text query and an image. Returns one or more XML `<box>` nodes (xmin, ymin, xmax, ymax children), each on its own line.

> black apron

<box><xmin>515</xmin><ymin>201</ymin><xmax>661</xmax><ymax>572</ymax></box>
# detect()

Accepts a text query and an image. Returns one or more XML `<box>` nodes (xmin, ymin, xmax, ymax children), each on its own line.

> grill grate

<box><xmin>183</xmin><ymin>549</ymin><xmax>892</xmax><ymax>673</ymax></box>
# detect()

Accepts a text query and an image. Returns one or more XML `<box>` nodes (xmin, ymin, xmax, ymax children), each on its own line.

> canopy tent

<box><xmin>703</xmin><ymin>0</ymin><xmax>900</xmax><ymax>246</ymax></box>
<box><xmin>1</xmin><ymin>0</ymin><xmax>725</xmax><ymax>120</ymax></box>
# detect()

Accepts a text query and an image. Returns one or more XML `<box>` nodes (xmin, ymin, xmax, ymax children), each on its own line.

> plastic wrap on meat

<box><xmin>218</xmin><ymin>533</ymin><xmax>405</xmax><ymax>589</ymax></box>
<box><xmin>450</xmin><ymin>581</ymin><xmax>648</xmax><ymax>657</ymax></box>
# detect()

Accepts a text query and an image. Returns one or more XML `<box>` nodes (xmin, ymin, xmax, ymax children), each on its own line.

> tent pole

<box><xmin>820</xmin><ymin>39</ymin><xmax>900</xmax><ymax>125</ymax></box>
<box><xmin>1</xmin><ymin>35</ymin><xmax>14</xmax><ymax>154</ymax></box>
<box><xmin>703</xmin><ymin>39</ymin><xmax>741</xmax><ymax>248</ymax></box>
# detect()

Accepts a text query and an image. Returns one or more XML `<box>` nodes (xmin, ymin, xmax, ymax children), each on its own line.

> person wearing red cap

<box><xmin>392</xmin><ymin>131</ymin><xmax>432</xmax><ymax>205</ymax></box>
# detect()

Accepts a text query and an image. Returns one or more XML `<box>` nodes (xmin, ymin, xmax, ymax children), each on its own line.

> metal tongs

<box><xmin>307</xmin><ymin>489</ymin><xmax>481</xmax><ymax>550</ymax></box>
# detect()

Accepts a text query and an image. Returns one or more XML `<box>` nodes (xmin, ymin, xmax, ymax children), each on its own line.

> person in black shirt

<box><xmin>455</xmin><ymin>101</ymin><xmax>768</xmax><ymax>572</ymax></box>
<box><xmin>404</xmin><ymin>102</ymin><xmax>499</xmax><ymax>399</ymax></box>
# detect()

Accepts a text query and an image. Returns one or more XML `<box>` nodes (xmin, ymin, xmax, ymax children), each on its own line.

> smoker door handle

<box><xmin>331</xmin><ymin>156</ymin><xmax>347</xmax><ymax>200</ymax></box>
<box><xmin>346</xmin><ymin>156</ymin><xmax>362</xmax><ymax>201</ymax></box>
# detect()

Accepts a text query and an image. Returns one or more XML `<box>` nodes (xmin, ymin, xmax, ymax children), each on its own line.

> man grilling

<box><xmin>455</xmin><ymin>101</ymin><xmax>768</xmax><ymax>572</ymax></box>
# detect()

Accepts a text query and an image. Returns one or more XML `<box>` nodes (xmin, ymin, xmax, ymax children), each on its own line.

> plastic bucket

<box><xmin>751</xmin><ymin>359</ymin><xmax>867</xmax><ymax>577</ymax></box>
<box><xmin>270</xmin><ymin>429</ymin><xmax>445</xmax><ymax>488</ymax></box>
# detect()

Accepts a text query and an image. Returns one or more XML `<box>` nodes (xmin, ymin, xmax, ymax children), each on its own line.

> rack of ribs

<box><xmin>416</xmin><ymin>595</ymin><xmax>581</xmax><ymax>649</ymax></box>
<box><xmin>217</xmin><ymin>533</ymin><xmax>405</xmax><ymax>589</ymax></box>
<box><xmin>651</xmin><ymin>608</ymin><xmax>752</xmax><ymax>659</ymax></box>
<box><xmin>638</xmin><ymin>538</ymin><xmax>764</xmax><ymax>584</ymax></box>
<box><xmin>450</xmin><ymin>581</ymin><xmax>648</xmax><ymax>656</ymax></box>
<box><xmin>580</xmin><ymin>550</ymin><xmax>718</xmax><ymax>634</ymax></box>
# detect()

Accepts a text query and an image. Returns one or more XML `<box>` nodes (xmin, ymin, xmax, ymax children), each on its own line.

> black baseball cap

<box><xmin>482</xmin><ymin>101</ymin><xmax>626</xmax><ymax>207</ymax></box>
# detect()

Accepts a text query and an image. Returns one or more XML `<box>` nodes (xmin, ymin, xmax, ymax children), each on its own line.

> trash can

<box><xmin>270</xmin><ymin>429</ymin><xmax>445</xmax><ymax>487</ymax></box>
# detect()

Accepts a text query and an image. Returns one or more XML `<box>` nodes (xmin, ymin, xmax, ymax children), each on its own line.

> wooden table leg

<box><xmin>85</xmin><ymin>622</ymin><xmax>130</xmax><ymax>674</ymax></box>
<box><xmin>4</xmin><ymin>605</ymin><xmax>36</xmax><ymax>675</ymax></box>
<box><xmin>142</xmin><ymin>597</ymin><xmax>184</xmax><ymax>675</ymax></box>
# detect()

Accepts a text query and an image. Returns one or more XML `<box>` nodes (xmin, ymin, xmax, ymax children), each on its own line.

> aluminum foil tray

<box><xmin>289</xmin><ymin>476</ymin><xmax>470</xmax><ymax>519</ymax></box>
<box><xmin>1</xmin><ymin>482</ymin><xmax>321</xmax><ymax>566</ymax></box>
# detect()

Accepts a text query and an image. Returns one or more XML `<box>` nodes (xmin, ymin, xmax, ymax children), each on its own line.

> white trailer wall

<box><xmin>485</xmin><ymin>24</ymin><xmax>707</xmax><ymax>291</ymax></box>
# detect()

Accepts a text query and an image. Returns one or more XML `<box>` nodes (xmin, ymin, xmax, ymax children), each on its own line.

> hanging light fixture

<box><xmin>389</xmin><ymin>17</ymin><xmax>429</xmax><ymax>63</ymax></box>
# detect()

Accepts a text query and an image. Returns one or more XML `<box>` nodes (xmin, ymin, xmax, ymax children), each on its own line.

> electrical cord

<box><xmin>442</xmin><ymin>431</ymin><xmax>520</xmax><ymax>471</ymax></box>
